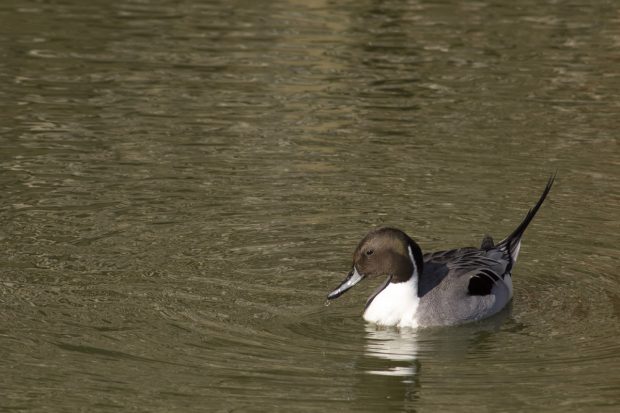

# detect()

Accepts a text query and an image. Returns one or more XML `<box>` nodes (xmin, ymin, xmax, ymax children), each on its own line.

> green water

<box><xmin>1</xmin><ymin>0</ymin><xmax>619</xmax><ymax>411</ymax></box>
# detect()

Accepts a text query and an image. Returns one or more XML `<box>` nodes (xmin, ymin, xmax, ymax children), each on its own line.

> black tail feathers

<box><xmin>498</xmin><ymin>174</ymin><xmax>555</xmax><ymax>262</ymax></box>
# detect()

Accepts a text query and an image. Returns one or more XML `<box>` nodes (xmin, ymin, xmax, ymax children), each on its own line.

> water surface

<box><xmin>1</xmin><ymin>0</ymin><xmax>619</xmax><ymax>411</ymax></box>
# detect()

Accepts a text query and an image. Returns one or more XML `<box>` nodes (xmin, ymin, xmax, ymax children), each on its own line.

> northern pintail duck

<box><xmin>327</xmin><ymin>176</ymin><xmax>555</xmax><ymax>328</ymax></box>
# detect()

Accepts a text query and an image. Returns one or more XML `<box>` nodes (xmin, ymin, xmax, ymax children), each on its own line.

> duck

<box><xmin>326</xmin><ymin>175</ymin><xmax>555</xmax><ymax>328</ymax></box>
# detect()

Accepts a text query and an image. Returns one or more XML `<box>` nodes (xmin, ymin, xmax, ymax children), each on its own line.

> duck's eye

<box><xmin>365</xmin><ymin>249</ymin><xmax>374</xmax><ymax>256</ymax></box>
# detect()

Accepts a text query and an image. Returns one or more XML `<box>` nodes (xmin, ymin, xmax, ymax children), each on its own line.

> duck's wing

<box><xmin>420</xmin><ymin>247</ymin><xmax>510</xmax><ymax>296</ymax></box>
<box><xmin>417</xmin><ymin>247</ymin><xmax>513</xmax><ymax>325</ymax></box>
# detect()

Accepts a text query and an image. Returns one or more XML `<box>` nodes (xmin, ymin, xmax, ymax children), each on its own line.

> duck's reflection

<box><xmin>365</xmin><ymin>325</ymin><xmax>419</xmax><ymax>362</ymax></box>
<box><xmin>363</xmin><ymin>303</ymin><xmax>513</xmax><ymax>380</ymax></box>
<box><xmin>364</xmin><ymin>325</ymin><xmax>420</xmax><ymax>379</ymax></box>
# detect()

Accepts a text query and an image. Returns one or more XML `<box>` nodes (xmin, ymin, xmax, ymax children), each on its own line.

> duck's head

<box><xmin>327</xmin><ymin>227</ymin><xmax>424</xmax><ymax>300</ymax></box>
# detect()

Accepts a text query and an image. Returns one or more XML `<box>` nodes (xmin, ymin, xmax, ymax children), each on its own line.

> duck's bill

<box><xmin>327</xmin><ymin>268</ymin><xmax>365</xmax><ymax>300</ymax></box>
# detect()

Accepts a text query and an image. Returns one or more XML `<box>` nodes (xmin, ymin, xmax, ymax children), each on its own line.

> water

<box><xmin>1</xmin><ymin>0</ymin><xmax>619</xmax><ymax>411</ymax></box>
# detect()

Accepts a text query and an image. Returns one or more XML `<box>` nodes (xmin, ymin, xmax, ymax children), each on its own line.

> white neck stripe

<box><xmin>408</xmin><ymin>245</ymin><xmax>418</xmax><ymax>278</ymax></box>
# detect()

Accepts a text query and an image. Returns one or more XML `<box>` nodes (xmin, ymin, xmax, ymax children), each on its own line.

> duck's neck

<box><xmin>363</xmin><ymin>246</ymin><xmax>421</xmax><ymax>327</ymax></box>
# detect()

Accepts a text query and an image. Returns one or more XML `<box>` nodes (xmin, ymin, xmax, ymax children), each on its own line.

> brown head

<box><xmin>327</xmin><ymin>227</ymin><xmax>424</xmax><ymax>300</ymax></box>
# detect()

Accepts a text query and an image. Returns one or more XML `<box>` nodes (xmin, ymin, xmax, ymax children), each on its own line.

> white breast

<box><xmin>363</xmin><ymin>276</ymin><xmax>420</xmax><ymax>328</ymax></box>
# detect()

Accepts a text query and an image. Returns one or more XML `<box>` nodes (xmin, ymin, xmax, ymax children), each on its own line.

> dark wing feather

<box><xmin>467</xmin><ymin>269</ymin><xmax>501</xmax><ymax>296</ymax></box>
<box><xmin>480</xmin><ymin>235</ymin><xmax>494</xmax><ymax>250</ymax></box>
<box><xmin>421</xmin><ymin>247</ymin><xmax>510</xmax><ymax>297</ymax></box>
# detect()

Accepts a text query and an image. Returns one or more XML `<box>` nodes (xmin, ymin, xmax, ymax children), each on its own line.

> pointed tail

<box><xmin>497</xmin><ymin>174</ymin><xmax>555</xmax><ymax>264</ymax></box>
